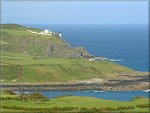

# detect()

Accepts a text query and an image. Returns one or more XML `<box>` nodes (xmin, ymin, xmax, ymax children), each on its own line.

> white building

<box><xmin>59</xmin><ymin>33</ymin><xmax>62</xmax><ymax>37</ymax></box>
<box><xmin>88</xmin><ymin>58</ymin><xmax>94</xmax><ymax>61</ymax></box>
<box><xmin>44</xmin><ymin>30</ymin><xmax>49</xmax><ymax>34</ymax></box>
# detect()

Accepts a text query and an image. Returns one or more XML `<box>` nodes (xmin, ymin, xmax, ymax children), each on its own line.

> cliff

<box><xmin>1</xmin><ymin>24</ymin><xmax>90</xmax><ymax>58</ymax></box>
<box><xmin>1</xmin><ymin>24</ymin><xmax>141</xmax><ymax>84</ymax></box>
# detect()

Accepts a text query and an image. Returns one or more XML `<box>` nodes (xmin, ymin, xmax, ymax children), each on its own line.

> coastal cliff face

<box><xmin>1</xmin><ymin>24</ymin><xmax>141</xmax><ymax>84</ymax></box>
<box><xmin>1</xmin><ymin>24</ymin><xmax>90</xmax><ymax>58</ymax></box>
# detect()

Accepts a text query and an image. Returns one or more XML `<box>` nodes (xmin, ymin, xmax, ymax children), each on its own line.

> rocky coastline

<box><xmin>0</xmin><ymin>74</ymin><xmax>149</xmax><ymax>91</ymax></box>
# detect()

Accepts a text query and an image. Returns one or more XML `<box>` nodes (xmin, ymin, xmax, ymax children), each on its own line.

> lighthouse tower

<box><xmin>58</xmin><ymin>32</ymin><xmax>62</xmax><ymax>37</ymax></box>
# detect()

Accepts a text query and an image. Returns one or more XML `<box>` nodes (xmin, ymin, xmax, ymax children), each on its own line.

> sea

<box><xmin>25</xmin><ymin>24</ymin><xmax>149</xmax><ymax>72</ymax></box>
<box><xmin>21</xmin><ymin>24</ymin><xmax>150</xmax><ymax>101</ymax></box>
<box><xmin>16</xmin><ymin>90</ymin><xmax>149</xmax><ymax>101</ymax></box>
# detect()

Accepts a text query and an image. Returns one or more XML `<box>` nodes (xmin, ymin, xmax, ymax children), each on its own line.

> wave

<box><xmin>110</xmin><ymin>59</ymin><xmax>123</xmax><ymax>62</ymax></box>
<box><xmin>82</xmin><ymin>90</ymin><xmax>105</xmax><ymax>93</ymax></box>
<box><xmin>143</xmin><ymin>89</ymin><xmax>150</xmax><ymax>92</ymax></box>
<box><xmin>15</xmin><ymin>91</ymin><xmax>30</xmax><ymax>94</ymax></box>
<box><xmin>92</xmin><ymin>90</ymin><xmax>105</xmax><ymax>93</ymax></box>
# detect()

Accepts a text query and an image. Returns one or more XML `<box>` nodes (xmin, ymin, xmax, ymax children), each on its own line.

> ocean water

<box><xmin>16</xmin><ymin>90</ymin><xmax>149</xmax><ymax>101</ymax></box>
<box><xmin>25</xmin><ymin>24</ymin><xmax>149</xmax><ymax>72</ymax></box>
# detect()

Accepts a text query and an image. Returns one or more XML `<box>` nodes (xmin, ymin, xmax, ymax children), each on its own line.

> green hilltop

<box><xmin>1</xmin><ymin>24</ymin><xmax>136</xmax><ymax>83</ymax></box>
<box><xmin>1</xmin><ymin>24</ymin><xmax>90</xmax><ymax>58</ymax></box>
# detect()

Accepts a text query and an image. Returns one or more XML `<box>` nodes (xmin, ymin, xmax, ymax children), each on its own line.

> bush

<box><xmin>79</xmin><ymin>108</ymin><xmax>103</xmax><ymax>113</ymax></box>
<box><xmin>117</xmin><ymin>106</ymin><xmax>134</xmax><ymax>110</ymax></box>
<box><xmin>126</xmin><ymin>106</ymin><xmax>134</xmax><ymax>110</ymax></box>
<box><xmin>5</xmin><ymin>97</ymin><xmax>13</xmax><ymax>100</ymax></box>
<box><xmin>4</xmin><ymin>90</ymin><xmax>16</xmax><ymax>95</ymax></box>
<box><xmin>100</xmin><ymin>107</ymin><xmax>116</xmax><ymax>111</ymax></box>
<box><xmin>30</xmin><ymin>92</ymin><xmax>48</xmax><ymax>101</ymax></box>
<box><xmin>80</xmin><ymin>107</ymin><xmax>88</xmax><ymax>111</ymax></box>
<box><xmin>51</xmin><ymin>106</ymin><xmax>61</xmax><ymax>111</ymax></box>
<box><xmin>136</xmin><ymin>104</ymin><xmax>150</xmax><ymax>108</ymax></box>
<box><xmin>91</xmin><ymin>107</ymin><xmax>99</xmax><ymax>111</ymax></box>
<box><xmin>18</xmin><ymin>94</ymin><xmax>31</xmax><ymax>101</ymax></box>
<box><xmin>0</xmin><ymin>97</ymin><xmax>5</xmax><ymax>100</ymax></box>
<box><xmin>131</xmin><ymin>96</ymin><xmax>145</xmax><ymax>101</ymax></box>
<box><xmin>18</xmin><ymin>92</ymin><xmax>48</xmax><ymax>101</ymax></box>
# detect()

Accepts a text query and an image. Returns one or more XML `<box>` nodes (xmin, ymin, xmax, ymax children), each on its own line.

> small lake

<box><xmin>15</xmin><ymin>90</ymin><xmax>149</xmax><ymax>101</ymax></box>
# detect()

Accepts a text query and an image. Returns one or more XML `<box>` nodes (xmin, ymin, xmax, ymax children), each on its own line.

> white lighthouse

<box><xmin>59</xmin><ymin>32</ymin><xmax>62</xmax><ymax>37</ymax></box>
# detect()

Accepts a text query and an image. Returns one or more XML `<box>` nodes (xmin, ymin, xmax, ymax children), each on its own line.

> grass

<box><xmin>1</xmin><ymin>50</ymin><xmax>135</xmax><ymax>83</ymax></box>
<box><xmin>49</xmin><ymin>96</ymin><xmax>149</xmax><ymax>108</ymax></box>
<box><xmin>0</xmin><ymin>23</ymin><xmax>148</xmax><ymax>113</ymax></box>
<box><xmin>0</xmin><ymin>92</ymin><xmax>17</xmax><ymax>99</ymax></box>
<box><xmin>124</xmin><ymin>108</ymin><xmax>150</xmax><ymax>112</ymax></box>
<box><xmin>0</xmin><ymin>40</ymin><xmax>10</xmax><ymax>45</ymax></box>
<box><xmin>1</xmin><ymin>28</ymin><xmax>68</xmax><ymax>45</ymax></box>
<box><xmin>0</xmin><ymin>24</ymin><xmax>136</xmax><ymax>83</ymax></box>
<box><xmin>0</xmin><ymin>109</ymin><xmax>30</xmax><ymax>113</ymax></box>
<box><xmin>1</xmin><ymin>24</ymin><xmax>90</xmax><ymax>58</ymax></box>
<box><xmin>1</xmin><ymin>95</ymin><xmax>149</xmax><ymax>112</ymax></box>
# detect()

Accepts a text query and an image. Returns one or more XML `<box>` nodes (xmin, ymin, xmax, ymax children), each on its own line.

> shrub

<box><xmin>79</xmin><ymin>108</ymin><xmax>103</xmax><ymax>113</ymax></box>
<box><xmin>117</xmin><ymin>106</ymin><xmax>134</xmax><ymax>110</ymax></box>
<box><xmin>91</xmin><ymin>107</ymin><xmax>98</xmax><ymax>111</ymax></box>
<box><xmin>136</xmin><ymin>104</ymin><xmax>150</xmax><ymax>108</ymax></box>
<box><xmin>30</xmin><ymin>92</ymin><xmax>48</xmax><ymax>101</ymax></box>
<box><xmin>51</xmin><ymin>106</ymin><xmax>61</xmax><ymax>111</ymax></box>
<box><xmin>130</xmin><ymin>96</ymin><xmax>145</xmax><ymax>101</ymax></box>
<box><xmin>18</xmin><ymin>94</ymin><xmax>31</xmax><ymax>101</ymax></box>
<box><xmin>0</xmin><ymin>97</ymin><xmax>5</xmax><ymax>100</ymax></box>
<box><xmin>4</xmin><ymin>90</ymin><xmax>16</xmax><ymax>95</ymax></box>
<box><xmin>100</xmin><ymin>107</ymin><xmax>116</xmax><ymax>111</ymax></box>
<box><xmin>18</xmin><ymin>93</ymin><xmax>49</xmax><ymax>101</ymax></box>
<box><xmin>5</xmin><ymin>97</ymin><xmax>13</xmax><ymax>100</ymax></box>
<box><xmin>80</xmin><ymin>107</ymin><xmax>88</xmax><ymax>111</ymax></box>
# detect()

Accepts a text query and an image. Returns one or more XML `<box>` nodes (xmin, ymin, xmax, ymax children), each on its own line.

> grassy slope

<box><xmin>1</xmin><ymin>28</ymin><xmax>66</xmax><ymax>45</ymax></box>
<box><xmin>2</xmin><ymin>96</ymin><xmax>149</xmax><ymax>108</ymax></box>
<box><xmin>1</xmin><ymin>24</ymin><xmax>90</xmax><ymax>58</ymax></box>
<box><xmin>1</xmin><ymin>50</ymin><xmax>134</xmax><ymax>83</ymax></box>
<box><xmin>1</xmin><ymin>96</ymin><xmax>149</xmax><ymax>112</ymax></box>
<box><xmin>0</xmin><ymin>24</ymin><xmax>136</xmax><ymax>83</ymax></box>
<box><xmin>1</xmin><ymin>92</ymin><xmax>149</xmax><ymax>112</ymax></box>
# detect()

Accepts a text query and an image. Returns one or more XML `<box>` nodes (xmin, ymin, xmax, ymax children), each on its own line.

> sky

<box><xmin>1</xmin><ymin>1</ymin><xmax>149</xmax><ymax>24</ymax></box>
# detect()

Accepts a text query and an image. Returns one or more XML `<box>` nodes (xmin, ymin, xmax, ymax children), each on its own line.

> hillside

<box><xmin>0</xmin><ymin>24</ymin><xmax>138</xmax><ymax>83</ymax></box>
<box><xmin>1</xmin><ymin>51</ymin><xmax>136</xmax><ymax>83</ymax></box>
<box><xmin>1</xmin><ymin>24</ymin><xmax>90</xmax><ymax>58</ymax></box>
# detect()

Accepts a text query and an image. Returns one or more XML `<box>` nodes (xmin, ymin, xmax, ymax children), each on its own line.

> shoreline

<box><xmin>0</xmin><ymin>82</ymin><xmax>149</xmax><ymax>91</ymax></box>
<box><xmin>0</xmin><ymin>69</ymin><xmax>148</xmax><ymax>91</ymax></box>
<box><xmin>1</xmin><ymin>74</ymin><xmax>149</xmax><ymax>91</ymax></box>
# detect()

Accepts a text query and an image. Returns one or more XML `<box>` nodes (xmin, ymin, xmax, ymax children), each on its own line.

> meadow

<box><xmin>1</xmin><ymin>24</ymin><xmax>149</xmax><ymax>113</ymax></box>
<box><xmin>1</xmin><ymin>24</ymin><xmax>137</xmax><ymax>83</ymax></box>
<box><xmin>0</xmin><ymin>91</ymin><xmax>149</xmax><ymax>113</ymax></box>
<box><xmin>1</xmin><ymin>50</ymin><xmax>135</xmax><ymax>83</ymax></box>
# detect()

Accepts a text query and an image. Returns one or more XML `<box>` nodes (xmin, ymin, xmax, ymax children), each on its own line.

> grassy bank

<box><xmin>1</xmin><ymin>24</ymin><xmax>137</xmax><ymax>83</ymax></box>
<box><xmin>0</xmin><ymin>91</ymin><xmax>149</xmax><ymax>113</ymax></box>
<box><xmin>1</xmin><ymin>50</ymin><xmax>135</xmax><ymax>83</ymax></box>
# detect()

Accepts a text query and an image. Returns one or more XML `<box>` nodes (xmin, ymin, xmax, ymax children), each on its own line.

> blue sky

<box><xmin>1</xmin><ymin>1</ymin><xmax>149</xmax><ymax>24</ymax></box>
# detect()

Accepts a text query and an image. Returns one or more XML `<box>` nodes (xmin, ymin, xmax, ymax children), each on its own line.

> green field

<box><xmin>1</xmin><ymin>50</ymin><xmax>135</xmax><ymax>83</ymax></box>
<box><xmin>0</xmin><ymin>24</ymin><xmax>149</xmax><ymax>113</ymax></box>
<box><xmin>0</xmin><ymin>24</ymin><xmax>138</xmax><ymax>83</ymax></box>
<box><xmin>0</xmin><ymin>91</ymin><xmax>149</xmax><ymax>113</ymax></box>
